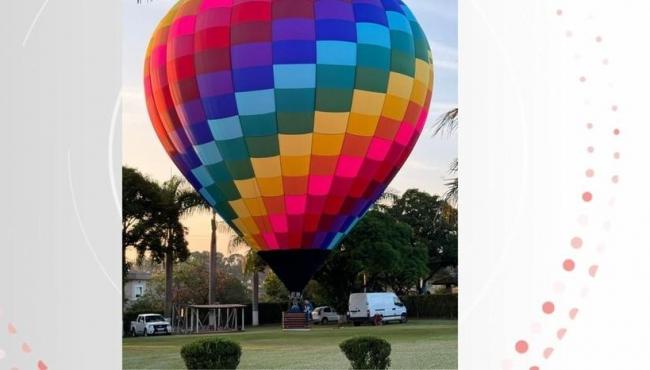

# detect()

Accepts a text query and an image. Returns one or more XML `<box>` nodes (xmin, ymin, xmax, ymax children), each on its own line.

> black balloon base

<box><xmin>257</xmin><ymin>249</ymin><xmax>331</xmax><ymax>293</ymax></box>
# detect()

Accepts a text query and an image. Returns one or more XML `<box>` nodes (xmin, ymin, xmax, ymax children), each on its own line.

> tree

<box><xmin>388</xmin><ymin>189</ymin><xmax>458</xmax><ymax>293</ymax></box>
<box><xmin>148</xmin><ymin>176</ymin><xmax>208</xmax><ymax>317</ymax></box>
<box><xmin>244</xmin><ymin>249</ymin><xmax>267</xmax><ymax>326</ymax></box>
<box><xmin>345</xmin><ymin>210</ymin><xmax>428</xmax><ymax>294</ymax></box>
<box><xmin>122</xmin><ymin>167</ymin><xmax>162</xmax><ymax>298</ymax></box>
<box><xmin>433</xmin><ymin>108</ymin><xmax>458</xmax><ymax>204</ymax></box>
<box><xmin>314</xmin><ymin>210</ymin><xmax>428</xmax><ymax>313</ymax></box>
<box><xmin>313</xmin><ymin>247</ymin><xmax>363</xmax><ymax>316</ymax></box>
<box><xmin>262</xmin><ymin>271</ymin><xmax>289</xmax><ymax>303</ymax></box>
<box><xmin>131</xmin><ymin>251</ymin><xmax>249</xmax><ymax>311</ymax></box>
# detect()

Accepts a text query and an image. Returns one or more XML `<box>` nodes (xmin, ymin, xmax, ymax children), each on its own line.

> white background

<box><xmin>461</xmin><ymin>0</ymin><xmax>650</xmax><ymax>369</ymax></box>
<box><xmin>0</xmin><ymin>1</ymin><xmax>121</xmax><ymax>369</ymax></box>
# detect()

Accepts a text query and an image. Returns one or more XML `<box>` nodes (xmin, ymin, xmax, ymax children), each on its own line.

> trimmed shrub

<box><xmin>401</xmin><ymin>294</ymin><xmax>457</xmax><ymax>319</ymax></box>
<box><xmin>339</xmin><ymin>336</ymin><xmax>391</xmax><ymax>369</ymax></box>
<box><xmin>180</xmin><ymin>338</ymin><xmax>242</xmax><ymax>369</ymax></box>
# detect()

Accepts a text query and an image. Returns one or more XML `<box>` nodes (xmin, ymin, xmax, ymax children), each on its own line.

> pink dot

<box><xmin>544</xmin><ymin>347</ymin><xmax>554</xmax><ymax>359</ymax></box>
<box><xmin>596</xmin><ymin>36</ymin><xmax>603</xmax><ymax>43</ymax></box>
<box><xmin>611</xmin><ymin>105</ymin><xmax>618</xmax><ymax>111</ymax></box>
<box><xmin>582</xmin><ymin>192</ymin><xmax>593</xmax><ymax>202</ymax></box>
<box><xmin>603</xmin><ymin>58</ymin><xmax>609</xmax><ymax>65</ymax></box>
<box><xmin>587</xmin><ymin>146</ymin><xmax>594</xmax><ymax>153</ymax></box>
<box><xmin>586</xmin><ymin>122</ymin><xmax>593</xmax><ymax>129</ymax></box>
<box><xmin>515</xmin><ymin>340</ymin><xmax>529</xmax><ymax>354</ymax></box>
<box><xmin>614</xmin><ymin>152</ymin><xmax>620</xmax><ymax>159</ymax></box>
<box><xmin>586</xmin><ymin>169</ymin><xmax>594</xmax><ymax>177</ymax></box>
<box><xmin>579</xmin><ymin>76</ymin><xmax>586</xmax><ymax>83</ymax></box>
<box><xmin>614</xmin><ymin>128</ymin><xmax>620</xmax><ymax>135</ymax></box>
<box><xmin>542</xmin><ymin>301</ymin><xmax>555</xmax><ymax>314</ymax></box>
<box><xmin>530</xmin><ymin>367</ymin><xmax>540</xmax><ymax>370</ymax></box>
<box><xmin>21</xmin><ymin>342</ymin><xmax>31</xmax><ymax>353</ymax></box>
<box><xmin>556</xmin><ymin>9</ymin><xmax>563</xmax><ymax>16</ymax></box>
<box><xmin>612</xmin><ymin>175</ymin><xmax>619</xmax><ymax>183</ymax></box>
<box><xmin>565</xmin><ymin>30</ymin><xmax>573</xmax><ymax>37</ymax></box>
<box><xmin>563</xmin><ymin>259</ymin><xmax>575</xmax><ymax>271</ymax></box>
<box><xmin>571</xmin><ymin>237</ymin><xmax>583</xmax><ymax>249</ymax></box>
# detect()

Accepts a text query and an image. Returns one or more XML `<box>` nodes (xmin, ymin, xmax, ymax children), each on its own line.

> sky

<box><xmin>122</xmin><ymin>0</ymin><xmax>458</xmax><ymax>257</ymax></box>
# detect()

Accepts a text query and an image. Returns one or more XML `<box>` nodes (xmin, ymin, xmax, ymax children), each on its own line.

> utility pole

<box><xmin>209</xmin><ymin>211</ymin><xmax>218</xmax><ymax>330</ymax></box>
<box><xmin>209</xmin><ymin>211</ymin><xmax>218</xmax><ymax>304</ymax></box>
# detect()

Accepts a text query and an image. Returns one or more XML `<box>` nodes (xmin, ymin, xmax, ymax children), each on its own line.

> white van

<box><xmin>348</xmin><ymin>292</ymin><xmax>407</xmax><ymax>326</ymax></box>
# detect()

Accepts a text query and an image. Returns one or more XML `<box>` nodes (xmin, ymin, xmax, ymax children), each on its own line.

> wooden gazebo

<box><xmin>173</xmin><ymin>304</ymin><xmax>246</xmax><ymax>334</ymax></box>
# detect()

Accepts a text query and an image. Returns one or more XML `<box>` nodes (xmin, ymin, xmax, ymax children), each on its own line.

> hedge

<box><xmin>339</xmin><ymin>336</ymin><xmax>391</xmax><ymax>369</ymax></box>
<box><xmin>122</xmin><ymin>295</ymin><xmax>455</xmax><ymax>335</ymax></box>
<box><xmin>400</xmin><ymin>294</ymin><xmax>457</xmax><ymax>319</ymax></box>
<box><xmin>180</xmin><ymin>338</ymin><xmax>241</xmax><ymax>369</ymax></box>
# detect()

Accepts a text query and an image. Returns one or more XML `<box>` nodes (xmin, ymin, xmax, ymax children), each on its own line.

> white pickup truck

<box><xmin>130</xmin><ymin>314</ymin><xmax>172</xmax><ymax>336</ymax></box>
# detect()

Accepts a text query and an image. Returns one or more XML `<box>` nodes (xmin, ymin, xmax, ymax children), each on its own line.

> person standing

<box><xmin>304</xmin><ymin>299</ymin><xmax>313</xmax><ymax>322</ymax></box>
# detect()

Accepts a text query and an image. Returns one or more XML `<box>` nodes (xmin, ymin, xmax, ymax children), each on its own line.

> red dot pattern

<box><xmin>542</xmin><ymin>302</ymin><xmax>555</xmax><ymax>314</ymax></box>
<box><xmin>563</xmin><ymin>259</ymin><xmax>575</xmax><ymax>271</ymax></box>
<box><xmin>510</xmin><ymin>8</ymin><xmax>621</xmax><ymax>369</ymax></box>
<box><xmin>516</xmin><ymin>340</ymin><xmax>529</xmax><ymax>354</ymax></box>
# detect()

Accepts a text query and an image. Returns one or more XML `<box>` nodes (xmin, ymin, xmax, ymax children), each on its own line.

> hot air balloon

<box><xmin>144</xmin><ymin>0</ymin><xmax>433</xmax><ymax>298</ymax></box>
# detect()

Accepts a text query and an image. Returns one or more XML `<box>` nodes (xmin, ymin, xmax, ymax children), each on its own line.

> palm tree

<box><xmin>206</xmin><ymin>224</ymin><xmax>261</xmax><ymax>325</ymax></box>
<box><xmin>243</xmin><ymin>248</ymin><xmax>267</xmax><ymax>326</ymax></box>
<box><xmin>154</xmin><ymin>176</ymin><xmax>207</xmax><ymax>318</ymax></box>
<box><xmin>433</xmin><ymin>108</ymin><xmax>458</xmax><ymax>204</ymax></box>
<box><xmin>207</xmin><ymin>213</ymin><xmax>240</xmax><ymax>304</ymax></box>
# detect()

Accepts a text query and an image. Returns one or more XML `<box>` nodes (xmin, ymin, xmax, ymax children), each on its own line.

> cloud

<box><xmin>435</xmin><ymin>59</ymin><xmax>458</xmax><ymax>71</ymax></box>
<box><xmin>404</xmin><ymin>160</ymin><xmax>441</xmax><ymax>172</ymax></box>
<box><xmin>407</xmin><ymin>0</ymin><xmax>458</xmax><ymax>23</ymax></box>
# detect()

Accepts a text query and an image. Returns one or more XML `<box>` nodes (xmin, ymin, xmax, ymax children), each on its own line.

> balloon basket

<box><xmin>281</xmin><ymin>292</ymin><xmax>311</xmax><ymax>331</ymax></box>
<box><xmin>282</xmin><ymin>312</ymin><xmax>311</xmax><ymax>331</ymax></box>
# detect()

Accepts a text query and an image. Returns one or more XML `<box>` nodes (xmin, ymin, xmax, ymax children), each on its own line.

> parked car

<box><xmin>348</xmin><ymin>292</ymin><xmax>407</xmax><ymax>326</ymax></box>
<box><xmin>130</xmin><ymin>314</ymin><xmax>172</xmax><ymax>336</ymax></box>
<box><xmin>311</xmin><ymin>306</ymin><xmax>339</xmax><ymax>324</ymax></box>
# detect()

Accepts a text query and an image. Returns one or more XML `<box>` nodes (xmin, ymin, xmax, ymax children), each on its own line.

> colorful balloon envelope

<box><xmin>144</xmin><ymin>0</ymin><xmax>433</xmax><ymax>292</ymax></box>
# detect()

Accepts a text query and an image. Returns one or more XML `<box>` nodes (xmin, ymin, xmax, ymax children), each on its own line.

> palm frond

<box><xmin>227</xmin><ymin>234</ymin><xmax>249</xmax><ymax>254</ymax></box>
<box><xmin>434</xmin><ymin>108</ymin><xmax>459</xmax><ymax>204</ymax></box>
<box><xmin>443</xmin><ymin>177</ymin><xmax>458</xmax><ymax>205</ymax></box>
<box><xmin>177</xmin><ymin>190</ymin><xmax>210</xmax><ymax>216</ymax></box>
<box><xmin>432</xmin><ymin>108</ymin><xmax>458</xmax><ymax>137</ymax></box>
<box><xmin>449</xmin><ymin>158</ymin><xmax>458</xmax><ymax>174</ymax></box>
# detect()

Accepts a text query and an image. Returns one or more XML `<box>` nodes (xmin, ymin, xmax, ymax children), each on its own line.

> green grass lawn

<box><xmin>123</xmin><ymin>319</ymin><xmax>457</xmax><ymax>369</ymax></box>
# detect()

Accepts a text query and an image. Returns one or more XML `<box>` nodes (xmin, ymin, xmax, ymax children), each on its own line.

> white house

<box><xmin>124</xmin><ymin>271</ymin><xmax>152</xmax><ymax>305</ymax></box>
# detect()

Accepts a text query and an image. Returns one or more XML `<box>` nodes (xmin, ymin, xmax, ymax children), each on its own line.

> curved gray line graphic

<box><xmin>22</xmin><ymin>0</ymin><xmax>51</xmax><ymax>47</ymax></box>
<box><xmin>67</xmin><ymin>150</ymin><xmax>120</xmax><ymax>294</ymax></box>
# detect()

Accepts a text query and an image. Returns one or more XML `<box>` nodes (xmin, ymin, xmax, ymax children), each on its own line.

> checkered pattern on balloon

<box><xmin>144</xmin><ymin>0</ymin><xmax>433</xmax><ymax>294</ymax></box>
